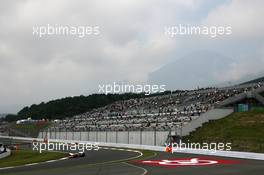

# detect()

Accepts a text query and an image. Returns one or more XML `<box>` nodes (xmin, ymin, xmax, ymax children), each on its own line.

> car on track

<box><xmin>68</xmin><ymin>152</ymin><xmax>85</xmax><ymax>158</ymax></box>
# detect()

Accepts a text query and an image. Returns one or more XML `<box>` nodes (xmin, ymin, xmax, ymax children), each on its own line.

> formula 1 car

<box><xmin>68</xmin><ymin>152</ymin><xmax>85</xmax><ymax>158</ymax></box>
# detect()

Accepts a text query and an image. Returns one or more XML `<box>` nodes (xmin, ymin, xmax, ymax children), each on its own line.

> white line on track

<box><xmin>102</xmin><ymin>147</ymin><xmax>148</xmax><ymax>175</ymax></box>
<box><xmin>100</xmin><ymin>147</ymin><xmax>143</xmax><ymax>162</ymax></box>
<box><xmin>122</xmin><ymin>162</ymin><xmax>148</xmax><ymax>175</ymax></box>
<box><xmin>123</xmin><ymin>151</ymin><xmax>158</xmax><ymax>175</ymax></box>
<box><xmin>0</xmin><ymin>157</ymin><xmax>69</xmax><ymax>170</ymax></box>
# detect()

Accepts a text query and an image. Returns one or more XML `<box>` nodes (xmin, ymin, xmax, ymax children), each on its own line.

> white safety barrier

<box><xmin>38</xmin><ymin>130</ymin><xmax>170</xmax><ymax>146</ymax></box>
<box><xmin>1</xmin><ymin>135</ymin><xmax>264</xmax><ymax>161</ymax></box>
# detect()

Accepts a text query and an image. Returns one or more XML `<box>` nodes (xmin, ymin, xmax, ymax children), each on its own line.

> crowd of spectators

<box><xmin>51</xmin><ymin>82</ymin><xmax>264</xmax><ymax>131</ymax></box>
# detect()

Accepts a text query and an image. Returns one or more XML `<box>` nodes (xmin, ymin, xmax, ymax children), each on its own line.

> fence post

<box><xmin>57</xmin><ymin>128</ymin><xmax>59</xmax><ymax>139</ymax></box>
<box><xmin>140</xmin><ymin>130</ymin><xmax>142</xmax><ymax>145</ymax></box>
<box><xmin>127</xmin><ymin>130</ymin><xmax>130</xmax><ymax>144</ymax></box>
<box><xmin>48</xmin><ymin>128</ymin><xmax>50</xmax><ymax>139</ymax></box>
<box><xmin>116</xmin><ymin>131</ymin><xmax>118</xmax><ymax>143</ymax></box>
<box><xmin>180</xmin><ymin>122</ymin><xmax>183</xmax><ymax>138</ymax></box>
<box><xmin>154</xmin><ymin>129</ymin><xmax>157</xmax><ymax>146</ymax></box>
<box><xmin>106</xmin><ymin>131</ymin><xmax>108</xmax><ymax>143</ymax></box>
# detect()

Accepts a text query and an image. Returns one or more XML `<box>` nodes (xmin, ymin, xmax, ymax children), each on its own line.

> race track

<box><xmin>0</xmin><ymin>148</ymin><xmax>264</xmax><ymax>175</ymax></box>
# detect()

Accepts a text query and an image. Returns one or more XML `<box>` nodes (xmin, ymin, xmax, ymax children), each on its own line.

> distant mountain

<box><xmin>213</xmin><ymin>72</ymin><xmax>264</xmax><ymax>87</ymax></box>
<box><xmin>148</xmin><ymin>51</ymin><xmax>234</xmax><ymax>89</ymax></box>
<box><xmin>240</xmin><ymin>76</ymin><xmax>264</xmax><ymax>85</ymax></box>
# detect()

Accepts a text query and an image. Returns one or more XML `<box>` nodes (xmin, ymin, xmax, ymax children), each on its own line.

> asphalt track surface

<box><xmin>0</xmin><ymin>148</ymin><xmax>264</xmax><ymax>175</ymax></box>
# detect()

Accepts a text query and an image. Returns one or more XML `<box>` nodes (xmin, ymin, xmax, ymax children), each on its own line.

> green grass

<box><xmin>183</xmin><ymin>111</ymin><xmax>264</xmax><ymax>153</ymax></box>
<box><xmin>251</xmin><ymin>107</ymin><xmax>264</xmax><ymax>112</ymax></box>
<box><xmin>0</xmin><ymin>150</ymin><xmax>67</xmax><ymax>168</ymax></box>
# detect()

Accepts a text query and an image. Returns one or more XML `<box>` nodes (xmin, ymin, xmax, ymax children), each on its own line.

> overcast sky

<box><xmin>0</xmin><ymin>0</ymin><xmax>264</xmax><ymax>113</ymax></box>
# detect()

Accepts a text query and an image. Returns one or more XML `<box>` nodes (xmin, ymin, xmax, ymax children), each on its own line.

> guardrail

<box><xmin>1</xmin><ymin>135</ymin><xmax>264</xmax><ymax>161</ymax></box>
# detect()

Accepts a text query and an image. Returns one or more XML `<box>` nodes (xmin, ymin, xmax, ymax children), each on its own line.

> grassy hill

<box><xmin>184</xmin><ymin>110</ymin><xmax>264</xmax><ymax>153</ymax></box>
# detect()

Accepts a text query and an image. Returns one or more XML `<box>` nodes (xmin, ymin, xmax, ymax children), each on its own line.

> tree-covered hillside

<box><xmin>4</xmin><ymin>92</ymin><xmax>172</xmax><ymax>122</ymax></box>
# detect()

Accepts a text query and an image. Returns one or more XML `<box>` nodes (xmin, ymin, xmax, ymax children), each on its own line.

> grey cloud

<box><xmin>0</xmin><ymin>0</ymin><xmax>263</xmax><ymax>113</ymax></box>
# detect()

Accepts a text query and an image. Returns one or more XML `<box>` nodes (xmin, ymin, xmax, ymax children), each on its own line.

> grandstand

<box><xmin>48</xmin><ymin>82</ymin><xmax>264</xmax><ymax>134</ymax></box>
